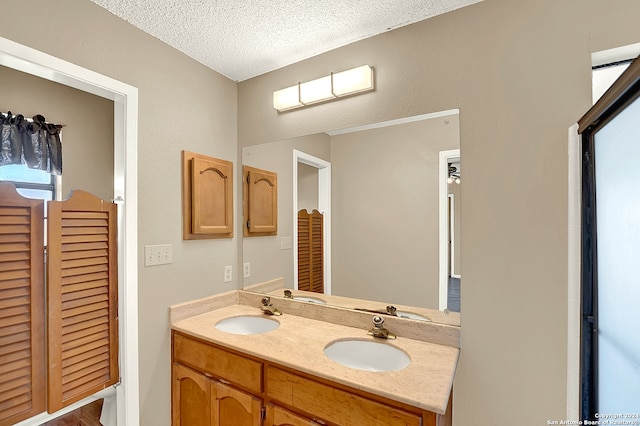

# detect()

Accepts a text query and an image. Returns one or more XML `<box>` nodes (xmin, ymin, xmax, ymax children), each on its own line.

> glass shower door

<box><xmin>593</xmin><ymin>93</ymin><xmax>640</xmax><ymax>412</ymax></box>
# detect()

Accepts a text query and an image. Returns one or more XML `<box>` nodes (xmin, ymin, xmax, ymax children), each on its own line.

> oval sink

<box><xmin>293</xmin><ymin>296</ymin><xmax>326</xmax><ymax>304</ymax></box>
<box><xmin>215</xmin><ymin>316</ymin><xmax>279</xmax><ymax>335</ymax></box>
<box><xmin>396</xmin><ymin>311</ymin><xmax>431</xmax><ymax>321</ymax></box>
<box><xmin>324</xmin><ymin>340</ymin><xmax>410</xmax><ymax>372</ymax></box>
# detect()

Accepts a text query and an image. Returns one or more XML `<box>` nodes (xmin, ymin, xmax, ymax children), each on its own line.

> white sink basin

<box><xmin>324</xmin><ymin>340</ymin><xmax>410</xmax><ymax>372</ymax></box>
<box><xmin>396</xmin><ymin>311</ymin><xmax>431</xmax><ymax>322</ymax></box>
<box><xmin>215</xmin><ymin>316</ymin><xmax>279</xmax><ymax>335</ymax></box>
<box><xmin>293</xmin><ymin>296</ymin><xmax>326</xmax><ymax>304</ymax></box>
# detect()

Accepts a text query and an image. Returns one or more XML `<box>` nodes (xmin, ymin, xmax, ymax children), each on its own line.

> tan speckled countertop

<box><xmin>171</xmin><ymin>303</ymin><xmax>459</xmax><ymax>415</ymax></box>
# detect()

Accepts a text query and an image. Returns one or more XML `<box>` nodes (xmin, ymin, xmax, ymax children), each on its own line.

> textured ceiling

<box><xmin>90</xmin><ymin>0</ymin><xmax>481</xmax><ymax>82</ymax></box>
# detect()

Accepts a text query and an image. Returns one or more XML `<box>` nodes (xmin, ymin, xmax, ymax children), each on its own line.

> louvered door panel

<box><xmin>297</xmin><ymin>210</ymin><xmax>311</xmax><ymax>291</ymax></box>
<box><xmin>297</xmin><ymin>209</ymin><xmax>323</xmax><ymax>294</ymax></box>
<box><xmin>0</xmin><ymin>183</ymin><xmax>45</xmax><ymax>425</ymax></box>
<box><xmin>47</xmin><ymin>190</ymin><xmax>118</xmax><ymax>412</ymax></box>
<box><xmin>310</xmin><ymin>211</ymin><xmax>324</xmax><ymax>293</ymax></box>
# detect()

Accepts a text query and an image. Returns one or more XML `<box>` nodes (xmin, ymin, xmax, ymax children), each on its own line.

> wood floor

<box><xmin>43</xmin><ymin>399</ymin><xmax>103</xmax><ymax>426</ymax></box>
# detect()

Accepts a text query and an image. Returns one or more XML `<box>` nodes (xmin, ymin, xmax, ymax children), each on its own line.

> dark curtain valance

<box><xmin>0</xmin><ymin>112</ymin><xmax>63</xmax><ymax>175</ymax></box>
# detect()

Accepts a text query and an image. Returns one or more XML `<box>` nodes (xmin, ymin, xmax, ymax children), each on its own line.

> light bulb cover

<box><xmin>273</xmin><ymin>65</ymin><xmax>375</xmax><ymax>112</ymax></box>
<box><xmin>273</xmin><ymin>85</ymin><xmax>302</xmax><ymax>111</ymax></box>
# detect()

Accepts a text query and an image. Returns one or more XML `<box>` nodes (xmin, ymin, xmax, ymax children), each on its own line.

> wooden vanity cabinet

<box><xmin>264</xmin><ymin>403</ymin><xmax>318</xmax><ymax>426</ymax></box>
<box><xmin>172</xmin><ymin>362</ymin><xmax>262</xmax><ymax>426</ymax></box>
<box><xmin>172</xmin><ymin>331</ymin><xmax>451</xmax><ymax>426</ymax></box>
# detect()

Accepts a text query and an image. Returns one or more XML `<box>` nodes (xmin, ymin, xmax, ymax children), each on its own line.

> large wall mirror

<box><xmin>241</xmin><ymin>109</ymin><xmax>461</xmax><ymax>326</ymax></box>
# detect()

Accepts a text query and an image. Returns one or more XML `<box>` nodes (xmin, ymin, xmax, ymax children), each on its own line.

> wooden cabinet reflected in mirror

<box><xmin>243</xmin><ymin>165</ymin><xmax>278</xmax><ymax>237</ymax></box>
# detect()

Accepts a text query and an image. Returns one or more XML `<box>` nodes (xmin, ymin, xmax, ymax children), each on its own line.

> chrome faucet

<box><xmin>260</xmin><ymin>296</ymin><xmax>282</xmax><ymax>316</ymax></box>
<box><xmin>368</xmin><ymin>315</ymin><xmax>396</xmax><ymax>339</ymax></box>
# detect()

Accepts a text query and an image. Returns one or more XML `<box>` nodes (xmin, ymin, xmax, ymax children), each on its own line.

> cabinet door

<box><xmin>243</xmin><ymin>165</ymin><xmax>277</xmax><ymax>236</ymax></box>
<box><xmin>265</xmin><ymin>403</ymin><xmax>318</xmax><ymax>426</ymax></box>
<box><xmin>191</xmin><ymin>156</ymin><xmax>233</xmax><ymax>235</ymax></box>
<box><xmin>172</xmin><ymin>363</ymin><xmax>212</xmax><ymax>426</ymax></box>
<box><xmin>211</xmin><ymin>380</ymin><xmax>262</xmax><ymax>426</ymax></box>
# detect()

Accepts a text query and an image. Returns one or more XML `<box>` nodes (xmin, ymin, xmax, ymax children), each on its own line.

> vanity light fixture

<box><xmin>273</xmin><ymin>65</ymin><xmax>375</xmax><ymax>112</ymax></box>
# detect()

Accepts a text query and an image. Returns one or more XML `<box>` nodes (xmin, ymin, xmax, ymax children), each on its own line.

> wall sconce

<box><xmin>273</xmin><ymin>65</ymin><xmax>375</xmax><ymax>112</ymax></box>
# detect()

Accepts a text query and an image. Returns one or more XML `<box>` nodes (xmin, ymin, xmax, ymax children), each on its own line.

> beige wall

<box><xmin>0</xmin><ymin>2</ymin><xmax>237</xmax><ymax>425</ymax></box>
<box><xmin>0</xmin><ymin>66</ymin><xmax>114</xmax><ymax>201</ymax></box>
<box><xmin>331</xmin><ymin>116</ymin><xmax>459</xmax><ymax>308</ymax></box>
<box><xmin>238</xmin><ymin>0</ymin><xmax>640</xmax><ymax>423</ymax></box>
<box><xmin>297</xmin><ymin>163</ymin><xmax>319</xmax><ymax>212</ymax></box>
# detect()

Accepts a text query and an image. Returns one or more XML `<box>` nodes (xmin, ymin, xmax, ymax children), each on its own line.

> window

<box><xmin>0</xmin><ymin>164</ymin><xmax>58</xmax><ymax>201</ymax></box>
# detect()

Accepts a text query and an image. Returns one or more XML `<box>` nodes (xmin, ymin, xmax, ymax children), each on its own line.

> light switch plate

<box><xmin>243</xmin><ymin>262</ymin><xmax>251</xmax><ymax>278</ymax></box>
<box><xmin>144</xmin><ymin>244</ymin><xmax>173</xmax><ymax>266</ymax></box>
<box><xmin>280</xmin><ymin>236</ymin><xmax>292</xmax><ymax>250</ymax></box>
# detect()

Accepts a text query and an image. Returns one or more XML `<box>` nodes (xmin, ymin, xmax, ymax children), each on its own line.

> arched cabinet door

<box><xmin>243</xmin><ymin>165</ymin><xmax>278</xmax><ymax>236</ymax></box>
<box><xmin>211</xmin><ymin>380</ymin><xmax>262</xmax><ymax>426</ymax></box>
<box><xmin>172</xmin><ymin>363</ymin><xmax>212</xmax><ymax>426</ymax></box>
<box><xmin>182</xmin><ymin>150</ymin><xmax>234</xmax><ymax>240</ymax></box>
<box><xmin>265</xmin><ymin>403</ymin><xmax>320</xmax><ymax>426</ymax></box>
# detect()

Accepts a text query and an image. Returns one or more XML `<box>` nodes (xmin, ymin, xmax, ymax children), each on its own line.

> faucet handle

<box><xmin>372</xmin><ymin>315</ymin><xmax>385</xmax><ymax>327</ymax></box>
<box><xmin>284</xmin><ymin>290</ymin><xmax>293</xmax><ymax>298</ymax></box>
<box><xmin>386</xmin><ymin>305</ymin><xmax>397</xmax><ymax>316</ymax></box>
<box><xmin>261</xmin><ymin>297</ymin><xmax>271</xmax><ymax>306</ymax></box>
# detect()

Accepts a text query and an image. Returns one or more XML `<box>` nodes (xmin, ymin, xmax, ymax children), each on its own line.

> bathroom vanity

<box><xmin>170</xmin><ymin>291</ymin><xmax>459</xmax><ymax>426</ymax></box>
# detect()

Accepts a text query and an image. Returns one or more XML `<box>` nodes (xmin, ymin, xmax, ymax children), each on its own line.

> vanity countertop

<box><xmin>171</xmin><ymin>303</ymin><xmax>459</xmax><ymax>415</ymax></box>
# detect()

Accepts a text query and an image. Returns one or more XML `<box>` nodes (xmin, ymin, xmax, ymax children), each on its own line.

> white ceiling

<box><xmin>90</xmin><ymin>0</ymin><xmax>481</xmax><ymax>82</ymax></box>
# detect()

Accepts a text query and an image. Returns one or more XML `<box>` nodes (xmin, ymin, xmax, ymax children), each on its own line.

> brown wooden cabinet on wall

<box><xmin>172</xmin><ymin>331</ymin><xmax>449</xmax><ymax>426</ymax></box>
<box><xmin>243</xmin><ymin>166</ymin><xmax>277</xmax><ymax>237</ymax></box>
<box><xmin>182</xmin><ymin>151</ymin><xmax>234</xmax><ymax>240</ymax></box>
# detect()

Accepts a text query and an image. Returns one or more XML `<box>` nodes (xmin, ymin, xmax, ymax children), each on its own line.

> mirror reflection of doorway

<box><xmin>447</xmin><ymin>164</ymin><xmax>461</xmax><ymax>313</ymax></box>
<box><xmin>293</xmin><ymin>150</ymin><xmax>331</xmax><ymax>294</ymax></box>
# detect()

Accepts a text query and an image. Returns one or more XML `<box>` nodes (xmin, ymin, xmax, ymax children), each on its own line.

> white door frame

<box><xmin>439</xmin><ymin>149</ymin><xmax>460</xmax><ymax>311</ymax></box>
<box><xmin>293</xmin><ymin>150</ymin><xmax>331</xmax><ymax>294</ymax></box>
<box><xmin>0</xmin><ymin>37</ymin><xmax>140</xmax><ymax>426</ymax></box>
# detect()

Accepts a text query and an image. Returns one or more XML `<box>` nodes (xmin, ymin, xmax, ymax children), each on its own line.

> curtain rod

<box><xmin>1</xmin><ymin>111</ymin><xmax>65</xmax><ymax>129</ymax></box>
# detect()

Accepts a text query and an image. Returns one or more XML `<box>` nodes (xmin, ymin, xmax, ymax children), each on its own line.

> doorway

<box><xmin>439</xmin><ymin>149</ymin><xmax>460</xmax><ymax>311</ymax></box>
<box><xmin>578</xmin><ymin>54</ymin><xmax>640</xmax><ymax>419</ymax></box>
<box><xmin>0</xmin><ymin>37</ymin><xmax>139</xmax><ymax>426</ymax></box>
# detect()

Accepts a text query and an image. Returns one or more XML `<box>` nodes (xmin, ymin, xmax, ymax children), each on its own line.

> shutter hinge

<box><xmin>247</xmin><ymin>174</ymin><xmax>250</xmax><ymax>184</ymax></box>
<box><xmin>247</xmin><ymin>220</ymin><xmax>250</xmax><ymax>229</ymax></box>
<box><xmin>261</xmin><ymin>406</ymin><xmax>266</xmax><ymax>420</ymax></box>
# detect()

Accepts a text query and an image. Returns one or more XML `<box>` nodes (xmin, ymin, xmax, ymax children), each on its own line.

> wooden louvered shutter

<box><xmin>0</xmin><ymin>183</ymin><xmax>45</xmax><ymax>425</ymax></box>
<box><xmin>297</xmin><ymin>210</ymin><xmax>311</xmax><ymax>291</ymax></box>
<box><xmin>46</xmin><ymin>190</ymin><xmax>118</xmax><ymax>412</ymax></box>
<box><xmin>297</xmin><ymin>209</ymin><xmax>323</xmax><ymax>293</ymax></box>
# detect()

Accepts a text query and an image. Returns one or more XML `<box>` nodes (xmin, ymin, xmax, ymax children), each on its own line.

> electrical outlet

<box><xmin>144</xmin><ymin>244</ymin><xmax>173</xmax><ymax>266</ymax></box>
<box><xmin>224</xmin><ymin>265</ymin><xmax>232</xmax><ymax>283</ymax></box>
<box><xmin>243</xmin><ymin>262</ymin><xmax>251</xmax><ymax>278</ymax></box>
